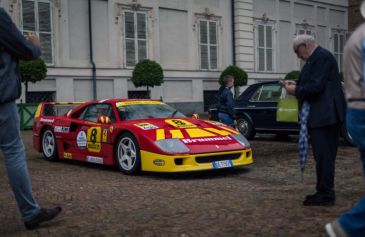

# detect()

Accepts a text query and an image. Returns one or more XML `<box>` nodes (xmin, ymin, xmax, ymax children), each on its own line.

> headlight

<box><xmin>231</xmin><ymin>134</ymin><xmax>250</xmax><ymax>147</ymax></box>
<box><xmin>155</xmin><ymin>139</ymin><xmax>190</xmax><ymax>153</ymax></box>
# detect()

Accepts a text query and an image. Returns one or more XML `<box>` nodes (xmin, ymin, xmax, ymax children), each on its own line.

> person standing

<box><xmin>0</xmin><ymin>8</ymin><xmax>61</xmax><ymax>229</ymax></box>
<box><xmin>325</xmin><ymin>7</ymin><xmax>365</xmax><ymax>237</ymax></box>
<box><xmin>284</xmin><ymin>34</ymin><xmax>346</xmax><ymax>206</ymax></box>
<box><xmin>218</xmin><ymin>75</ymin><xmax>237</xmax><ymax>128</ymax></box>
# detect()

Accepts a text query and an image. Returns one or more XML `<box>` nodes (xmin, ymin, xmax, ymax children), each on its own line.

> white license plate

<box><xmin>212</xmin><ymin>160</ymin><xmax>233</xmax><ymax>169</ymax></box>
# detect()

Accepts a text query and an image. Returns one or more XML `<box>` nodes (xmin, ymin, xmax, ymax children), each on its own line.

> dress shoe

<box><xmin>305</xmin><ymin>192</ymin><xmax>321</xmax><ymax>200</ymax></box>
<box><xmin>24</xmin><ymin>207</ymin><xmax>62</xmax><ymax>230</ymax></box>
<box><xmin>303</xmin><ymin>195</ymin><xmax>335</xmax><ymax>206</ymax></box>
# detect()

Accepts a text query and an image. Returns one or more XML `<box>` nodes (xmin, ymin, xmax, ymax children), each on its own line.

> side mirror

<box><xmin>97</xmin><ymin>115</ymin><xmax>112</xmax><ymax>124</ymax></box>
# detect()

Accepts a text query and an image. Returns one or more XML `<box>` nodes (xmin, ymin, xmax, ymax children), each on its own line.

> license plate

<box><xmin>212</xmin><ymin>160</ymin><xmax>233</xmax><ymax>169</ymax></box>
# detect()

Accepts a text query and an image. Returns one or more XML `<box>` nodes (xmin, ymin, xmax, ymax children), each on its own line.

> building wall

<box><xmin>2</xmin><ymin>0</ymin><xmax>349</xmax><ymax>114</ymax></box>
<box><xmin>251</xmin><ymin>0</ymin><xmax>348</xmax><ymax>81</ymax></box>
<box><xmin>348</xmin><ymin>0</ymin><xmax>363</xmax><ymax>32</ymax></box>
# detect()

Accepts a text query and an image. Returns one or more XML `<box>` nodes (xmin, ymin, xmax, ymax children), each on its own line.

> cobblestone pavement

<box><xmin>0</xmin><ymin>131</ymin><xmax>362</xmax><ymax>237</ymax></box>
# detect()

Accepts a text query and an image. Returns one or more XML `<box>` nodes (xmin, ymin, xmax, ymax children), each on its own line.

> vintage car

<box><xmin>208</xmin><ymin>81</ymin><xmax>353</xmax><ymax>145</ymax></box>
<box><xmin>33</xmin><ymin>99</ymin><xmax>253</xmax><ymax>174</ymax></box>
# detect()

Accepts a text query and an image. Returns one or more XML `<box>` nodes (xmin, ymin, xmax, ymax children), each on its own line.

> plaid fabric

<box><xmin>299</xmin><ymin>101</ymin><xmax>310</xmax><ymax>172</ymax></box>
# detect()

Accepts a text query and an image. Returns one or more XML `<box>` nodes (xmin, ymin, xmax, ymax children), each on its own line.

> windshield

<box><xmin>116</xmin><ymin>101</ymin><xmax>185</xmax><ymax>120</ymax></box>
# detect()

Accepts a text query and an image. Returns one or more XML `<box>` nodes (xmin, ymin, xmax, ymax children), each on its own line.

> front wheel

<box><xmin>115</xmin><ymin>133</ymin><xmax>141</xmax><ymax>175</ymax></box>
<box><xmin>41</xmin><ymin>128</ymin><xmax>59</xmax><ymax>161</ymax></box>
<box><xmin>236</xmin><ymin>118</ymin><xmax>255</xmax><ymax>139</ymax></box>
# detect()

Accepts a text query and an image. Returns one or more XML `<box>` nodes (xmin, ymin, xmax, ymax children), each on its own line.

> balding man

<box><xmin>284</xmin><ymin>34</ymin><xmax>346</xmax><ymax>206</ymax></box>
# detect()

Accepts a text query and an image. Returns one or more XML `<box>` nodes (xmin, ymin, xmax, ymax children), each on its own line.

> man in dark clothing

<box><xmin>284</xmin><ymin>34</ymin><xmax>346</xmax><ymax>206</ymax></box>
<box><xmin>218</xmin><ymin>75</ymin><xmax>237</xmax><ymax>128</ymax></box>
<box><xmin>0</xmin><ymin>8</ymin><xmax>61</xmax><ymax>229</ymax></box>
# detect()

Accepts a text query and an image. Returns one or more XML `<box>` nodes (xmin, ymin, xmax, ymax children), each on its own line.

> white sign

<box><xmin>77</xmin><ymin>131</ymin><xmax>87</xmax><ymax>149</ymax></box>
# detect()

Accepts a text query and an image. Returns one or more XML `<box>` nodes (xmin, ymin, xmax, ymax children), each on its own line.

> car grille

<box><xmin>195</xmin><ymin>153</ymin><xmax>242</xmax><ymax>163</ymax></box>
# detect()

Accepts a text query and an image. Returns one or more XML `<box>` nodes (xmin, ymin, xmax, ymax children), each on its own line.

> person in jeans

<box><xmin>325</xmin><ymin>11</ymin><xmax>365</xmax><ymax>237</ymax></box>
<box><xmin>218</xmin><ymin>75</ymin><xmax>237</xmax><ymax>128</ymax></box>
<box><xmin>0</xmin><ymin>8</ymin><xmax>61</xmax><ymax>229</ymax></box>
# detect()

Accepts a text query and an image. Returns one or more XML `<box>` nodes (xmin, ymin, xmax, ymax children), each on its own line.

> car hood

<box><xmin>118</xmin><ymin>118</ymin><xmax>249</xmax><ymax>154</ymax></box>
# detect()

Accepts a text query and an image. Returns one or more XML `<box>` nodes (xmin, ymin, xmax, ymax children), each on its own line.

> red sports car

<box><xmin>33</xmin><ymin>99</ymin><xmax>253</xmax><ymax>174</ymax></box>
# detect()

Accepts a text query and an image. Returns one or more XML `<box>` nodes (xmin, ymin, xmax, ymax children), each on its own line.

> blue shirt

<box><xmin>0</xmin><ymin>8</ymin><xmax>41</xmax><ymax>104</ymax></box>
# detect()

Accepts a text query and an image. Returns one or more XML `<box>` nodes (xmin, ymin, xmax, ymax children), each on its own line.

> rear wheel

<box><xmin>115</xmin><ymin>133</ymin><xmax>141</xmax><ymax>175</ymax></box>
<box><xmin>237</xmin><ymin>118</ymin><xmax>255</xmax><ymax>139</ymax></box>
<box><xmin>41</xmin><ymin>128</ymin><xmax>59</xmax><ymax>161</ymax></box>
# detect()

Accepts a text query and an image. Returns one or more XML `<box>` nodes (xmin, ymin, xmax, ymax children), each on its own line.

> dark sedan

<box><xmin>208</xmin><ymin>80</ymin><xmax>353</xmax><ymax>145</ymax></box>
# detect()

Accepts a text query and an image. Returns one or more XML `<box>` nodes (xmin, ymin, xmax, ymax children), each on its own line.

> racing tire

<box><xmin>237</xmin><ymin>118</ymin><xmax>255</xmax><ymax>139</ymax></box>
<box><xmin>341</xmin><ymin>125</ymin><xmax>354</xmax><ymax>146</ymax></box>
<box><xmin>41</xmin><ymin>128</ymin><xmax>59</xmax><ymax>161</ymax></box>
<box><xmin>115</xmin><ymin>132</ymin><xmax>141</xmax><ymax>175</ymax></box>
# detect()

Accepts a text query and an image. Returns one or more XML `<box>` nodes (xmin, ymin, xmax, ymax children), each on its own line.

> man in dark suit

<box><xmin>284</xmin><ymin>34</ymin><xmax>346</xmax><ymax>206</ymax></box>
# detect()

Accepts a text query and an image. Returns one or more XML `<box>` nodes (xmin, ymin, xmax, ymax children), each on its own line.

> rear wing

<box><xmin>34</xmin><ymin>102</ymin><xmax>84</xmax><ymax>118</ymax></box>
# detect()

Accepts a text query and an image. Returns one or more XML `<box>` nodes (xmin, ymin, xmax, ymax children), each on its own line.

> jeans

<box><xmin>0</xmin><ymin>101</ymin><xmax>40</xmax><ymax>222</ymax></box>
<box><xmin>218</xmin><ymin>112</ymin><xmax>234</xmax><ymax>128</ymax></box>
<box><xmin>339</xmin><ymin>108</ymin><xmax>365</xmax><ymax>237</ymax></box>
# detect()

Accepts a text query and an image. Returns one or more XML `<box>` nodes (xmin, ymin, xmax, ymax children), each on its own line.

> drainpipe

<box><xmin>231</xmin><ymin>0</ymin><xmax>236</xmax><ymax>65</ymax></box>
<box><xmin>88</xmin><ymin>0</ymin><xmax>97</xmax><ymax>100</ymax></box>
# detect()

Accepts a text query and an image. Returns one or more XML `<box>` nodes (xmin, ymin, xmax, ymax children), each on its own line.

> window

<box><xmin>21</xmin><ymin>0</ymin><xmax>53</xmax><ymax>65</ymax></box>
<box><xmin>199</xmin><ymin>20</ymin><xmax>218</xmax><ymax>70</ymax></box>
<box><xmin>333</xmin><ymin>31</ymin><xmax>345</xmax><ymax>71</ymax></box>
<box><xmin>124</xmin><ymin>11</ymin><xmax>147</xmax><ymax>67</ymax></box>
<box><xmin>250</xmin><ymin>84</ymin><xmax>282</xmax><ymax>102</ymax></box>
<box><xmin>81</xmin><ymin>104</ymin><xmax>116</xmax><ymax>123</ymax></box>
<box><xmin>256</xmin><ymin>23</ymin><xmax>273</xmax><ymax>71</ymax></box>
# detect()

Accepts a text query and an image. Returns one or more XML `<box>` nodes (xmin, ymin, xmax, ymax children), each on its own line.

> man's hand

<box><xmin>283</xmin><ymin>80</ymin><xmax>297</xmax><ymax>95</ymax></box>
<box><xmin>27</xmin><ymin>32</ymin><xmax>40</xmax><ymax>46</ymax></box>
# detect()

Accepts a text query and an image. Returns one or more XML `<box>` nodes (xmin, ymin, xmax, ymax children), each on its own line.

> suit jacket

<box><xmin>295</xmin><ymin>46</ymin><xmax>346</xmax><ymax>128</ymax></box>
<box><xmin>0</xmin><ymin>8</ymin><xmax>41</xmax><ymax>104</ymax></box>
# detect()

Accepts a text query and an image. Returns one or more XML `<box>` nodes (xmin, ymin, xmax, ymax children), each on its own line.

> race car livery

<box><xmin>33</xmin><ymin>99</ymin><xmax>253</xmax><ymax>174</ymax></box>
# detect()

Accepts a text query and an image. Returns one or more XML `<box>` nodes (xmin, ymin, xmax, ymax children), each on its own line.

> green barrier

<box><xmin>17</xmin><ymin>103</ymin><xmax>39</xmax><ymax>130</ymax></box>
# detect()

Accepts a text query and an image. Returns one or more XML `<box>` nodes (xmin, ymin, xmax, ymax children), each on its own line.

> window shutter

<box><xmin>38</xmin><ymin>2</ymin><xmax>52</xmax><ymax>64</ymax></box>
<box><xmin>200</xmin><ymin>20</ymin><xmax>208</xmax><ymax>69</ymax></box>
<box><xmin>22</xmin><ymin>0</ymin><xmax>35</xmax><ymax>31</ymax></box>
<box><xmin>137</xmin><ymin>13</ymin><xmax>146</xmax><ymax>39</ymax></box>
<box><xmin>125</xmin><ymin>12</ymin><xmax>135</xmax><ymax>39</ymax></box>
<box><xmin>38</xmin><ymin>2</ymin><xmax>51</xmax><ymax>32</ymax></box>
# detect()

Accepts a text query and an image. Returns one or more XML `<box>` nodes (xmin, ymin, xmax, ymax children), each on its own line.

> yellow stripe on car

<box><xmin>170</xmin><ymin>130</ymin><xmax>184</xmax><ymax>139</ymax></box>
<box><xmin>219</xmin><ymin>126</ymin><xmax>240</xmax><ymax>134</ymax></box>
<box><xmin>185</xmin><ymin>128</ymin><xmax>216</xmax><ymax>138</ymax></box>
<box><xmin>156</xmin><ymin>129</ymin><xmax>165</xmax><ymax>140</ymax></box>
<box><xmin>204</xmin><ymin>128</ymin><xmax>231</xmax><ymax>136</ymax></box>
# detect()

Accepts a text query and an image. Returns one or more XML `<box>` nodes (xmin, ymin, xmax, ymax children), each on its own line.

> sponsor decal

<box><xmin>54</xmin><ymin>126</ymin><xmax>70</xmax><ymax>133</ymax></box>
<box><xmin>134</xmin><ymin>123</ymin><xmax>159</xmax><ymax>130</ymax></box>
<box><xmin>116</xmin><ymin>101</ymin><xmax>161</xmax><ymax>107</ymax></box>
<box><xmin>40</xmin><ymin>118</ymin><xmax>54</xmax><ymax>123</ymax></box>
<box><xmin>86</xmin><ymin>156</ymin><xmax>103</xmax><ymax>164</ymax></box>
<box><xmin>109</xmin><ymin>126</ymin><xmax>114</xmax><ymax>133</ymax></box>
<box><xmin>165</xmin><ymin>119</ymin><xmax>196</xmax><ymax>128</ymax></box>
<box><xmin>153</xmin><ymin>159</ymin><xmax>165</xmax><ymax>166</ymax></box>
<box><xmin>87</xmin><ymin>127</ymin><xmax>101</xmax><ymax>152</ymax></box>
<box><xmin>63</xmin><ymin>152</ymin><xmax>72</xmax><ymax>159</ymax></box>
<box><xmin>77</xmin><ymin>131</ymin><xmax>87</xmax><ymax>149</ymax></box>
<box><xmin>102</xmin><ymin>129</ymin><xmax>108</xmax><ymax>143</ymax></box>
<box><xmin>181</xmin><ymin>136</ymin><xmax>232</xmax><ymax>144</ymax></box>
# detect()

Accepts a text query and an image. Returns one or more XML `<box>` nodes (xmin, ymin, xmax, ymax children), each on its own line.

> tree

<box><xmin>284</xmin><ymin>70</ymin><xmax>300</xmax><ymax>80</ymax></box>
<box><xmin>131</xmin><ymin>59</ymin><xmax>164</xmax><ymax>98</ymax></box>
<box><xmin>219</xmin><ymin>65</ymin><xmax>248</xmax><ymax>98</ymax></box>
<box><xmin>19</xmin><ymin>59</ymin><xmax>47</xmax><ymax>102</ymax></box>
